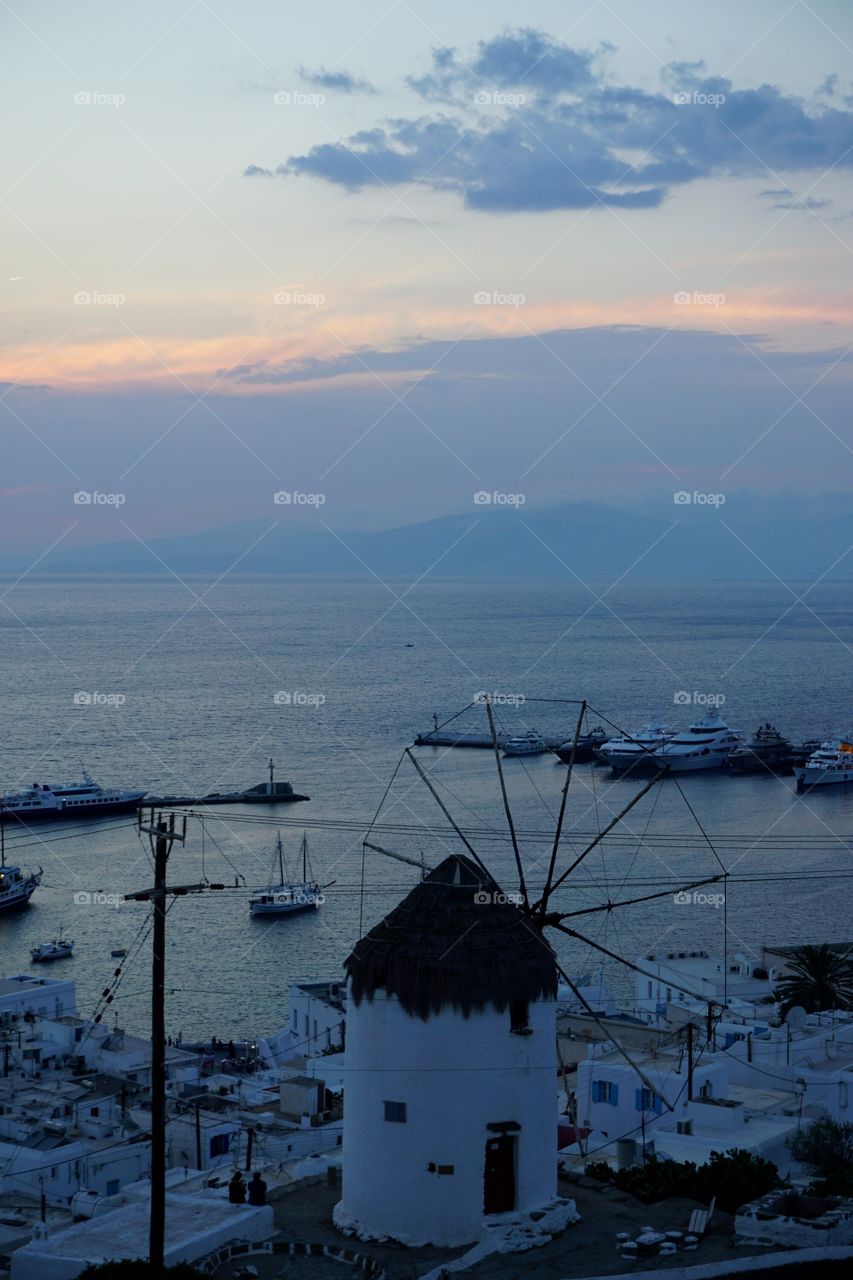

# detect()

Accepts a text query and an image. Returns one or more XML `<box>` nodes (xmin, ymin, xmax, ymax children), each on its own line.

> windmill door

<box><xmin>484</xmin><ymin>1134</ymin><xmax>516</xmax><ymax>1214</ymax></box>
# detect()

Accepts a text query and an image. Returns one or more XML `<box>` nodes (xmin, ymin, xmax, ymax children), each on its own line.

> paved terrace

<box><xmin>209</xmin><ymin>1172</ymin><xmax>801</xmax><ymax>1279</ymax></box>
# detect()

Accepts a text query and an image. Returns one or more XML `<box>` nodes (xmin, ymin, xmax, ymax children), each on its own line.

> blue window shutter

<box><xmin>591</xmin><ymin>1081</ymin><xmax>600</xmax><ymax>1103</ymax></box>
<box><xmin>725</xmin><ymin>1032</ymin><xmax>736</xmax><ymax>1049</ymax></box>
<box><xmin>610</xmin><ymin>1083</ymin><xmax>619</xmax><ymax>1106</ymax></box>
<box><xmin>635</xmin><ymin>1088</ymin><xmax>644</xmax><ymax>1111</ymax></box>
<box><xmin>654</xmin><ymin>1095</ymin><xmax>663</xmax><ymax>1114</ymax></box>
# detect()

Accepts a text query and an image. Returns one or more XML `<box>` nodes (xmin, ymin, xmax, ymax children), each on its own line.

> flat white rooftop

<box><xmin>0</xmin><ymin>975</ymin><xmax>71</xmax><ymax>995</ymax></box>
<box><xmin>12</xmin><ymin>1192</ymin><xmax>273</xmax><ymax>1280</ymax></box>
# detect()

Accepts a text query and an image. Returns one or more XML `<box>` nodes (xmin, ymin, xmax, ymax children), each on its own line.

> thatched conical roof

<box><xmin>345</xmin><ymin>854</ymin><xmax>557</xmax><ymax>1020</ymax></box>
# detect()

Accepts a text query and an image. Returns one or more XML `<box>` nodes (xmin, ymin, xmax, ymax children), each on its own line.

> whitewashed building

<box><xmin>335</xmin><ymin>854</ymin><xmax>560</xmax><ymax>1247</ymax></box>
<box><xmin>0</xmin><ymin>974</ymin><xmax>76</xmax><ymax>1023</ymax></box>
<box><xmin>634</xmin><ymin>949</ymin><xmax>778</xmax><ymax>1027</ymax></box>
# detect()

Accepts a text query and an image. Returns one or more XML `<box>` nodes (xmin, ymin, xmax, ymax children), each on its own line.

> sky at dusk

<box><xmin>3</xmin><ymin>0</ymin><xmax>853</xmax><ymax>552</ymax></box>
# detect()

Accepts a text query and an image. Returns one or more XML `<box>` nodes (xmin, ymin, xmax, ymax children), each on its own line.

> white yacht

<box><xmin>795</xmin><ymin>738</ymin><xmax>853</xmax><ymax>790</ymax></box>
<box><xmin>250</xmin><ymin>832</ymin><xmax>328</xmax><ymax>917</ymax></box>
<box><xmin>599</xmin><ymin>720</ymin><xmax>674</xmax><ymax>772</ymax></box>
<box><xmin>652</xmin><ymin>714</ymin><xmax>741</xmax><ymax>773</ymax></box>
<box><xmin>0</xmin><ymin>770</ymin><xmax>146</xmax><ymax>824</ymax></box>
<box><xmin>502</xmin><ymin>731</ymin><xmax>548</xmax><ymax>757</ymax></box>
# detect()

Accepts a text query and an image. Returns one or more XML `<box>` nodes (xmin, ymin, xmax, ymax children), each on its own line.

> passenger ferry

<box><xmin>0</xmin><ymin>770</ymin><xmax>146</xmax><ymax>824</ymax></box>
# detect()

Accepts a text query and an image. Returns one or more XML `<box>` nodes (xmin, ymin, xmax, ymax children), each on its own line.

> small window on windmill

<box><xmin>510</xmin><ymin>998</ymin><xmax>531</xmax><ymax>1035</ymax></box>
<box><xmin>384</xmin><ymin>1100</ymin><xmax>407</xmax><ymax>1123</ymax></box>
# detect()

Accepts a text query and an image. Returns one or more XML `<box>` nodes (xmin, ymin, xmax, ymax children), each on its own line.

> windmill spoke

<box><xmin>543</xmin><ymin>873</ymin><xmax>725</xmax><ymax>922</ymax></box>
<box><xmin>542</xmin><ymin>700</ymin><xmax>587</xmax><ymax>909</ymax></box>
<box><xmin>484</xmin><ymin>696</ymin><xmax>529</xmax><ymax>909</ymax></box>
<box><xmin>404</xmin><ymin>748</ymin><xmax>493</xmax><ymax>878</ymax></box>
<box><xmin>532</xmin><ymin>769</ymin><xmax>667</xmax><ymax>913</ymax></box>
<box><xmin>553</xmin><ymin>958</ymin><xmax>674</xmax><ymax>1112</ymax></box>
<box><xmin>551</xmin><ymin>921</ymin><xmax>724</xmax><ymax>1006</ymax></box>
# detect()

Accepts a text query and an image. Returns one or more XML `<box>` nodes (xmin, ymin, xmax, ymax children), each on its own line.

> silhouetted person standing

<box><xmin>247</xmin><ymin>1170</ymin><xmax>267</xmax><ymax>1206</ymax></box>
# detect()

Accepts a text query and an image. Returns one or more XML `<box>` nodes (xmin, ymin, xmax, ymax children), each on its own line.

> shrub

<box><xmin>598</xmin><ymin>1148</ymin><xmax>783</xmax><ymax>1213</ymax></box>
<box><xmin>788</xmin><ymin>1117</ymin><xmax>853</xmax><ymax>1194</ymax></box>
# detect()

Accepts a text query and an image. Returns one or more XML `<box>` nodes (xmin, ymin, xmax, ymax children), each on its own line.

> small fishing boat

<box><xmin>31</xmin><ymin>929</ymin><xmax>74</xmax><ymax>963</ymax></box>
<box><xmin>111</xmin><ymin>947</ymin><xmax>128</xmax><ymax>958</ymax></box>
<box><xmin>250</xmin><ymin>832</ymin><xmax>330</xmax><ymax>917</ymax></box>
<box><xmin>0</xmin><ymin>820</ymin><xmax>42</xmax><ymax>912</ymax></box>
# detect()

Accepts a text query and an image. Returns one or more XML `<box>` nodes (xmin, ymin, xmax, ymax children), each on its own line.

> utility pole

<box><xmin>686</xmin><ymin>1021</ymin><xmax>694</xmax><ymax>1101</ymax></box>
<box><xmin>126</xmin><ymin>810</ymin><xmax>225</xmax><ymax>1271</ymax></box>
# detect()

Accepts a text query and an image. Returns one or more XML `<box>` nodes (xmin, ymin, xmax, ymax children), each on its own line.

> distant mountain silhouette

<box><xmin>4</xmin><ymin>497</ymin><xmax>853</xmax><ymax>580</ymax></box>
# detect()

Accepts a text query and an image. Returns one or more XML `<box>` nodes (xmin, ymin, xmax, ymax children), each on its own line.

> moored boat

<box><xmin>653</xmin><ymin>713</ymin><xmax>741</xmax><ymax>773</ymax></box>
<box><xmin>795</xmin><ymin>738</ymin><xmax>853</xmax><ymax>790</ymax></box>
<box><xmin>0</xmin><ymin>821</ymin><xmax>41</xmax><ymax>912</ymax></box>
<box><xmin>250</xmin><ymin>832</ymin><xmax>329</xmax><ymax>917</ymax></box>
<box><xmin>554</xmin><ymin>727</ymin><xmax>608</xmax><ymax>764</ymax></box>
<box><xmin>0</xmin><ymin>769</ymin><xmax>145</xmax><ymax>824</ymax></box>
<box><xmin>728</xmin><ymin>723</ymin><xmax>794</xmax><ymax>774</ymax></box>
<box><xmin>503</xmin><ymin>731</ymin><xmax>548</xmax><ymax>757</ymax></box>
<box><xmin>598</xmin><ymin>720</ymin><xmax>673</xmax><ymax>772</ymax></box>
<box><xmin>31</xmin><ymin>930</ymin><xmax>74</xmax><ymax>963</ymax></box>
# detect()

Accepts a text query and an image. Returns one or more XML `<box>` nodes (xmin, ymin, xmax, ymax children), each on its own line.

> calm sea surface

<box><xmin>1</xmin><ymin>577</ymin><xmax>852</xmax><ymax>1040</ymax></box>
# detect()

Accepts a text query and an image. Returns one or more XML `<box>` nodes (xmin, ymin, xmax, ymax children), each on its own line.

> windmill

<box><xmin>335</xmin><ymin>696</ymin><xmax>729</xmax><ymax>1246</ymax></box>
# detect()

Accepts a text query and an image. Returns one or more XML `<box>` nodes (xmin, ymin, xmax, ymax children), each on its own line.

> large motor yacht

<box><xmin>599</xmin><ymin>720</ymin><xmax>673</xmax><ymax>772</ymax></box>
<box><xmin>652</xmin><ymin>714</ymin><xmax>741</xmax><ymax>773</ymax></box>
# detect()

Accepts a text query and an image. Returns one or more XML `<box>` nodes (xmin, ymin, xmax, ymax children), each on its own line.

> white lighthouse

<box><xmin>334</xmin><ymin>854</ymin><xmax>559</xmax><ymax>1247</ymax></box>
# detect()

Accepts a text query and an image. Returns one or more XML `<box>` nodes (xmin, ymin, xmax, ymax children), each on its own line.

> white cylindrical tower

<box><xmin>335</xmin><ymin>854</ymin><xmax>557</xmax><ymax>1246</ymax></box>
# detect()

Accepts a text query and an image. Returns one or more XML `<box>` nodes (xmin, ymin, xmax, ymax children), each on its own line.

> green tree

<box><xmin>787</xmin><ymin>1117</ymin><xmax>853</xmax><ymax>1193</ymax></box>
<box><xmin>774</xmin><ymin>945</ymin><xmax>853</xmax><ymax>1018</ymax></box>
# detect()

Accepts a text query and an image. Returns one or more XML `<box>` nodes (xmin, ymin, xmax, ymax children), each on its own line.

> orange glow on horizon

<box><xmin>1</xmin><ymin>292</ymin><xmax>851</xmax><ymax>394</ymax></box>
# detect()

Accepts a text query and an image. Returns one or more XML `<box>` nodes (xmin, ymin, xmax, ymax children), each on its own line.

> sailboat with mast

<box><xmin>249</xmin><ymin>831</ymin><xmax>328</xmax><ymax>917</ymax></box>
<box><xmin>0</xmin><ymin>803</ymin><xmax>42</xmax><ymax>912</ymax></box>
